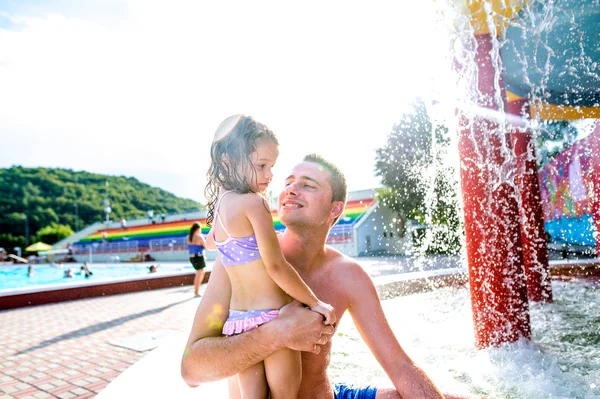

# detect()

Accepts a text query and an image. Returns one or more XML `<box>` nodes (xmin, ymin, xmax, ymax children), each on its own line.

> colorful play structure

<box><xmin>456</xmin><ymin>0</ymin><xmax>599</xmax><ymax>348</ymax></box>
<box><xmin>540</xmin><ymin>124</ymin><xmax>600</xmax><ymax>248</ymax></box>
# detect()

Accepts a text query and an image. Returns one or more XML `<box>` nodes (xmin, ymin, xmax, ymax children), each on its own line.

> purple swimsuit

<box><xmin>214</xmin><ymin>231</ymin><xmax>261</xmax><ymax>266</ymax></box>
<box><xmin>222</xmin><ymin>309</ymin><xmax>279</xmax><ymax>336</ymax></box>
<box><xmin>213</xmin><ymin>191</ymin><xmax>262</xmax><ymax>266</ymax></box>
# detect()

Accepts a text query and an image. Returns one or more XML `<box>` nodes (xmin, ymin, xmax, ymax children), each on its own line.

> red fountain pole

<box><xmin>457</xmin><ymin>33</ymin><xmax>531</xmax><ymax>348</ymax></box>
<box><xmin>507</xmin><ymin>99</ymin><xmax>553</xmax><ymax>302</ymax></box>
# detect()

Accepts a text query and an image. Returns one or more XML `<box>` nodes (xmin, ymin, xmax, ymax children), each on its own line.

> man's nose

<box><xmin>285</xmin><ymin>182</ymin><xmax>298</xmax><ymax>196</ymax></box>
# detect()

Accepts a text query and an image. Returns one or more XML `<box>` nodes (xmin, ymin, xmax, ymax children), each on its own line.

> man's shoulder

<box><xmin>325</xmin><ymin>246</ymin><xmax>355</xmax><ymax>266</ymax></box>
<box><xmin>325</xmin><ymin>247</ymin><xmax>371</xmax><ymax>281</ymax></box>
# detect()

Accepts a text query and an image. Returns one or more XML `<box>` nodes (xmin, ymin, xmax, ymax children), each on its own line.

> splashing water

<box><xmin>368</xmin><ymin>0</ymin><xmax>598</xmax><ymax>396</ymax></box>
<box><xmin>330</xmin><ymin>279</ymin><xmax>599</xmax><ymax>398</ymax></box>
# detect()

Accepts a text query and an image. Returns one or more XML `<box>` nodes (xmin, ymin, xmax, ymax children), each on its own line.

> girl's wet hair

<box><xmin>205</xmin><ymin>115</ymin><xmax>278</xmax><ymax>227</ymax></box>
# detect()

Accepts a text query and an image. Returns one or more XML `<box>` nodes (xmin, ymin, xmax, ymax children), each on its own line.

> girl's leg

<box><xmin>237</xmin><ymin>361</ymin><xmax>268</xmax><ymax>399</ymax></box>
<box><xmin>264</xmin><ymin>348</ymin><xmax>301</xmax><ymax>399</ymax></box>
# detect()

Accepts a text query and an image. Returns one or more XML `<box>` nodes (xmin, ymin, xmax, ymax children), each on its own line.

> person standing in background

<box><xmin>187</xmin><ymin>222</ymin><xmax>207</xmax><ymax>297</ymax></box>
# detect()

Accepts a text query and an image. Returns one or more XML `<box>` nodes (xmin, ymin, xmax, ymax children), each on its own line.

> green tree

<box><xmin>375</xmin><ymin>101</ymin><xmax>433</xmax><ymax>222</ymax></box>
<box><xmin>34</xmin><ymin>223</ymin><xmax>74</xmax><ymax>245</ymax></box>
<box><xmin>374</xmin><ymin>100</ymin><xmax>461</xmax><ymax>254</ymax></box>
<box><xmin>0</xmin><ymin>233</ymin><xmax>26</xmax><ymax>250</ymax></box>
<box><xmin>535</xmin><ymin>120</ymin><xmax>579</xmax><ymax>168</ymax></box>
<box><xmin>0</xmin><ymin>167</ymin><xmax>204</xmax><ymax>252</ymax></box>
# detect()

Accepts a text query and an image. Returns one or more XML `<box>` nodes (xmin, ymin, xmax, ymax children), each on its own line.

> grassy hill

<box><xmin>0</xmin><ymin>166</ymin><xmax>203</xmax><ymax>249</ymax></box>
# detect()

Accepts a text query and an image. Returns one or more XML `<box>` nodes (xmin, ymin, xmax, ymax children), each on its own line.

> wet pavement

<box><xmin>8</xmin><ymin>254</ymin><xmax>588</xmax><ymax>398</ymax></box>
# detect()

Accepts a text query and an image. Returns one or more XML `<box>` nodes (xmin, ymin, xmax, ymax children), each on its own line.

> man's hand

<box><xmin>269</xmin><ymin>301</ymin><xmax>334</xmax><ymax>354</ymax></box>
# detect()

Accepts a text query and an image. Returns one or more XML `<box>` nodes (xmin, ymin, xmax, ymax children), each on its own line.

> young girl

<box><xmin>204</xmin><ymin>115</ymin><xmax>335</xmax><ymax>398</ymax></box>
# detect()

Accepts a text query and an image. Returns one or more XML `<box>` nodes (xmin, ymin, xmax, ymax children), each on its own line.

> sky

<box><xmin>0</xmin><ymin>1</ymin><xmax>453</xmax><ymax>204</ymax></box>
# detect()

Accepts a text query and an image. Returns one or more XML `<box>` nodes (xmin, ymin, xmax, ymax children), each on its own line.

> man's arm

<box><xmin>346</xmin><ymin>263</ymin><xmax>445</xmax><ymax>399</ymax></box>
<box><xmin>180</xmin><ymin>260</ymin><xmax>332</xmax><ymax>387</ymax></box>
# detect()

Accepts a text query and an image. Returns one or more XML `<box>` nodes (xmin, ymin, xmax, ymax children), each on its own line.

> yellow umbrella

<box><xmin>25</xmin><ymin>242</ymin><xmax>53</xmax><ymax>252</ymax></box>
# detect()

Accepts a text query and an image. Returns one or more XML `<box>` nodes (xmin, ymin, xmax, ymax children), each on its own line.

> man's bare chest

<box><xmin>302</xmin><ymin>273</ymin><xmax>350</xmax><ymax>323</ymax></box>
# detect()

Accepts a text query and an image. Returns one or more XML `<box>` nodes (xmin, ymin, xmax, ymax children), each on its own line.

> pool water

<box><xmin>0</xmin><ymin>263</ymin><xmax>195</xmax><ymax>291</ymax></box>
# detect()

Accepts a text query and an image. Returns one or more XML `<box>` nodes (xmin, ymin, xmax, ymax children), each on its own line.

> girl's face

<box><xmin>244</xmin><ymin>138</ymin><xmax>279</xmax><ymax>193</ymax></box>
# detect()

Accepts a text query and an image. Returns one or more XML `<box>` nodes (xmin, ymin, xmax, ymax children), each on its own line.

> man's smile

<box><xmin>282</xmin><ymin>200</ymin><xmax>303</xmax><ymax>209</ymax></box>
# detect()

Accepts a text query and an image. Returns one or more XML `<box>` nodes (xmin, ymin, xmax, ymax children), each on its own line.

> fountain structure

<box><xmin>448</xmin><ymin>0</ymin><xmax>599</xmax><ymax>348</ymax></box>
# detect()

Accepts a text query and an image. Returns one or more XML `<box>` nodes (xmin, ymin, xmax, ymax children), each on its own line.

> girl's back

<box><xmin>213</xmin><ymin>192</ymin><xmax>289</xmax><ymax>311</ymax></box>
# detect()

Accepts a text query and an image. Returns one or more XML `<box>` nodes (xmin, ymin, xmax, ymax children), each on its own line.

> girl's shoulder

<box><xmin>226</xmin><ymin>192</ymin><xmax>265</xmax><ymax>205</ymax></box>
<box><xmin>230</xmin><ymin>193</ymin><xmax>270</xmax><ymax>214</ymax></box>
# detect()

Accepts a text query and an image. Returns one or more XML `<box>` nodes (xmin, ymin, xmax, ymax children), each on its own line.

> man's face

<box><xmin>278</xmin><ymin>161</ymin><xmax>339</xmax><ymax>229</ymax></box>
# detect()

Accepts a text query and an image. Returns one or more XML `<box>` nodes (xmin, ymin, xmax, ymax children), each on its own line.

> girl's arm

<box><xmin>244</xmin><ymin>195</ymin><xmax>335</xmax><ymax>325</ymax></box>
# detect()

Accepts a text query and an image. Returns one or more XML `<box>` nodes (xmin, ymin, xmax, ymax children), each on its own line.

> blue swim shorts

<box><xmin>333</xmin><ymin>383</ymin><xmax>378</xmax><ymax>399</ymax></box>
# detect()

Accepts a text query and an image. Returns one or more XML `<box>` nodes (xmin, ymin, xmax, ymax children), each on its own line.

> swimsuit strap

<box><xmin>214</xmin><ymin>191</ymin><xmax>234</xmax><ymax>238</ymax></box>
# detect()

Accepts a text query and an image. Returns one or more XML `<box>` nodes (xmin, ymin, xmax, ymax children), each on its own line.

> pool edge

<box><xmin>0</xmin><ymin>271</ymin><xmax>209</xmax><ymax>311</ymax></box>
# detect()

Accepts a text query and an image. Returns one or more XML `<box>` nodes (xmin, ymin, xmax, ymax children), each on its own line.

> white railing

<box><xmin>148</xmin><ymin>237</ymin><xmax>187</xmax><ymax>253</ymax></box>
<box><xmin>72</xmin><ymin>241</ymin><xmax>140</xmax><ymax>255</ymax></box>
<box><xmin>327</xmin><ymin>223</ymin><xmax>354</xmax><ymax>244</ymax></box>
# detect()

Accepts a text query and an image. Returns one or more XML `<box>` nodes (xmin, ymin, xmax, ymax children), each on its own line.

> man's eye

<box><xmin>303</xmin><ymin>184</ymin><xmax>314</xmax><ymax>189</ymax></box>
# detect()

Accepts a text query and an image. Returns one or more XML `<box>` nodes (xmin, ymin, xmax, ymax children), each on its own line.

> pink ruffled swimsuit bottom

<box><xmin>222</xmin><ymin>309</ymin><xmax>280</xmax><ymax>336</ymax></box>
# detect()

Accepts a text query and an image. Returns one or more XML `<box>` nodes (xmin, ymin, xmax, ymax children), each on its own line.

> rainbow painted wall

<box><xmin>538</xmin><ymin>122</ymin><xmax>600</xmax><ymax>246</ymax></box>
<box><xmin>76</xmin><ymin>198</ymin><xmax>377</xmax><ymax>246</ymax></box>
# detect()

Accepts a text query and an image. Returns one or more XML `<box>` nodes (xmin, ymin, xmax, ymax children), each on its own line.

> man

<box><xmin>181</xmin><ymin>154</ymin><xmax>469</xmax><ymax>399</ymax></box>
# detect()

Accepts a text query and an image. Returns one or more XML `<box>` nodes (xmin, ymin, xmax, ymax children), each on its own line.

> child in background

<box><xmin>204</xmin><ymin>115</ymin><xmax>335</xmax><ymax>398</ymax></box>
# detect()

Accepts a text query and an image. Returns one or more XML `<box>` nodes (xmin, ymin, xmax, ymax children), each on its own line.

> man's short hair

<box><xmin>302</xmin><ymin>154</ymin><xmax>347</xmax><ymax>224</ymax></box>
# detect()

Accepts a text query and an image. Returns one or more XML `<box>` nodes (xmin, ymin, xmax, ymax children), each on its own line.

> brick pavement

<box><xmin>0</xmin><ymin>285</ymin><xmax>202</xmax><ymax>398</ymax></box>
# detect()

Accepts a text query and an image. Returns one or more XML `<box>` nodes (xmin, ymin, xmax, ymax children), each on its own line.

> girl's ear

<box><xmin>330</xmin><ymin>201</ymin><xmax>345</xmax><ymax>221</ymax></box>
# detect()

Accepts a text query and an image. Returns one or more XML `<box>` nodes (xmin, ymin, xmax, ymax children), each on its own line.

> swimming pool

<box><xmin>0</xmin><ymin>262</ymin><xmax>208</xmax><ymax>311</ymax></box>
<box><xmin>0</xmin><ymin>263</ymin><xmax>196</xmax><ymax>291</ymax></box>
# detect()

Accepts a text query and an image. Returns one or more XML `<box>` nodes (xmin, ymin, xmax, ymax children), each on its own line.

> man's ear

<box><xmin>331</xmin><ymin>201</ymin><xmax>345</xmax><ymax>221</ymax></box>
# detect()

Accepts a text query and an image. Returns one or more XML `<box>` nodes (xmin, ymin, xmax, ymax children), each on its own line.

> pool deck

<box><xmin>0</xmin><ymin>283</ymin><xmax>203</xmax><ymax>399</ymax></box>
<box><xmin>0</xmin><ymin>257</ymin><xmax>598</xmax><ymax>398</ymax></box>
